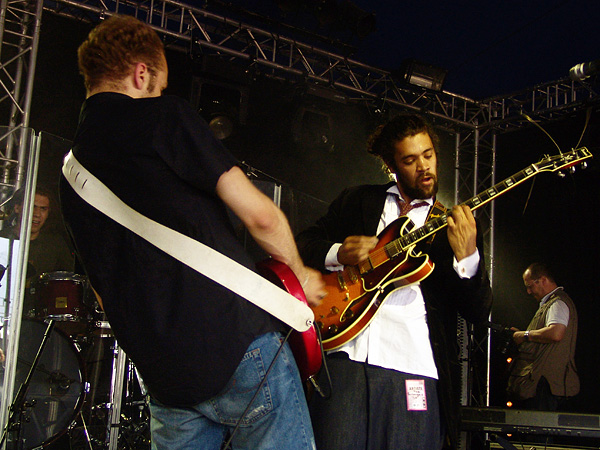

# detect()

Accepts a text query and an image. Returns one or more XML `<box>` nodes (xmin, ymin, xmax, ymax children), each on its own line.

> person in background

<box><xmin>0</xmin><ymin>186</ymin><xmax>74</xmax><ymax>279</ymax></box>
<box><xmin>508</xmin><ymin>262</ymin><xmax>579</xmax><ymax>411</ymax></box>
<box><xmin>0</xmin><ymin>186</ymin><xmax>74</xmax><ymax>316</ymax></box>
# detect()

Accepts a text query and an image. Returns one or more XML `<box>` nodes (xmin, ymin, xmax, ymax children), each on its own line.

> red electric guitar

<box><xmin>256</xmin><ymin>258</ymin><xmax>322</xmax><ymax>381</ymax></box>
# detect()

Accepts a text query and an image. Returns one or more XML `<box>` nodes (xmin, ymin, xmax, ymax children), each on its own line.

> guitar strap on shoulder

<box><xmin>423</xmin><ymin>199</ymin><xmax>448</xmax><ymax>246</ymax></box>
<box><xmin>61</xmin><ymin>150</ymin><xmax>314</xmax><ymax>332</ymax></box>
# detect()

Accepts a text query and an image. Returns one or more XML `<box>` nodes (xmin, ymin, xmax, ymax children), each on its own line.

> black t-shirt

<box><xmin>60</xmin><ymin>93</ymin><xmax>281</xmax><ymax>406</ymax></box>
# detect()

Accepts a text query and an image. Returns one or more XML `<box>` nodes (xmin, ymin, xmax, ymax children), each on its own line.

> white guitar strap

<box><xmin>62</xmin><ymin>150</ymin><xmax>313</xmax><ymax>332</ymax></box>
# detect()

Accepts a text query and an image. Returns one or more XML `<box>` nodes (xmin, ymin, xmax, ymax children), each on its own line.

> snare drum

<box><xmin>35</xmin><ymin>271</ymin><xmax>88</xmax><ymax>322</ymax></box>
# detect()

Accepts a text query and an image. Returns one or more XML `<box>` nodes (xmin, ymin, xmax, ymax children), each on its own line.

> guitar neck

<box><xmin>386</xmin><ymin>147</ymin><xmax>592</xmax><ymax>258</ymax></box>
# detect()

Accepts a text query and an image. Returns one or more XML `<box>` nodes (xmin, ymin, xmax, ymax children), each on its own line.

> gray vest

<box><xmin>507</xmin><ymin>288</ymin><xmax>579</xmax><ymax>400</ymax></box>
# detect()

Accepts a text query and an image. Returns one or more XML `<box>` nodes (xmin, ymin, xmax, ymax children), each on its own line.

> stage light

<box><xmin>398</xmin><ymin>59</ymin><xmax>448</xmax><ymax>91</ymax></box>
<box><xmin>191</xmin><ymin>73</ymin><xmax>249</xmax><ymax>141</ymax></box>
<box><xmin>291</xmin><ymin>107</ymin><xmax>335</xmax><ymax>152</ymax></box>
<box><xmin>209</xmin><ymin>115</ymin><xmax>235</xmax><ymax>140</ymax></box>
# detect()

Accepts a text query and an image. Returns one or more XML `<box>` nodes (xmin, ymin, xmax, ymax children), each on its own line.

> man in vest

<box><xmin>507</xmin><ymin>262</ymin><xmax>579</xmax><ymax>410</ymax></box>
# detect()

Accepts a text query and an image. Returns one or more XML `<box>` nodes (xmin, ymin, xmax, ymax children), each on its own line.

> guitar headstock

<box><xmin>535</xmin><ymin>147</ymin><xmax>593</xmax><ymax>174</ymax></box>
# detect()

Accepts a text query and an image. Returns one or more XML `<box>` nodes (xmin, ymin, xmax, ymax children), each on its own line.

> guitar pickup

<box><xmin>348</xmin><ymin>267</ymin><xmax>358</xmax><ymax>283</ymax></box>
<box><xmin>337</xmin><ymin>272</ymin><xmax>347</xmax><ymax>290</ymax></box>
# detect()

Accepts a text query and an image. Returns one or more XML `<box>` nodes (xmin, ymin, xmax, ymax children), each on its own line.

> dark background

<box><xmin>23</xmin><ymin>6</ymin><xmax>600</xmax><ymax>422</ymax></box>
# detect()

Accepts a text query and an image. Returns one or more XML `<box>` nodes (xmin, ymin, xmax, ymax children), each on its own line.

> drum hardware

<box><xmin>104</xmin><ymin>342</ymin><xmax>150</xmax><ymax>450</ymax></box>
<box><xmin>71</xmin><ymin>333</ymin><xmax>149</xmax><ymax>449</ymax></box>
<box><xmin>106</xmin><ymin>343</ymin><xmax>126</xmax><ymax>450</ymax></box>
<box><xmin>92</xmin><ymin>321</ymin><xmax>113</xmax><ymax>338</ymax></box>
<box><xmin>0</xmin><ymin>319</ymin><xmax>56</xmax><ymax>449</ymax></box>
<box><xmin>2</xmin><ymin>319</ymin><xmax>87</xmax><ymax>450</ymax></box>
<box><xmin>76</xmin><ymin>412</ymin><xmax>96</xmax><ymax>450</ymax></box>
<box><xmin>3</xmin><ymin>311</ymin><xmax>150</xmax><ymax>449</ymax></box>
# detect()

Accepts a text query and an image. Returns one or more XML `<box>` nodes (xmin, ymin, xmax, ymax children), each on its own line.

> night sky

<box><xmin>219</xmin><ymin>0</ymin><xmax>600</xmax><ymax>99</ymax></box>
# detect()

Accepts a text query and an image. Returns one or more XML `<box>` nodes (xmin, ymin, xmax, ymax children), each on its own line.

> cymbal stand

<box><xmin>119</xmin><ymin>361</ymin><xmax>150</xmax><ymax>449</ymax></box>
<box><xmin>105</xmin><ymin>341</ymin><xmax>127</xmax><ymax>450</ymax></box>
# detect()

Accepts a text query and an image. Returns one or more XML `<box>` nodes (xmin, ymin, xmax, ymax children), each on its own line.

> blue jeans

<box><xmin>149</xmin><ymin>332</ymin><xmax>315</xmax><ymax>450</ymax></box>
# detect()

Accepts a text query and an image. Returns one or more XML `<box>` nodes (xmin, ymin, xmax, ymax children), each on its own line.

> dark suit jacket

<box><xmin>296</xmin><ymin>182</ymin><xmax>493</xmax><ymax>449</ymax></box>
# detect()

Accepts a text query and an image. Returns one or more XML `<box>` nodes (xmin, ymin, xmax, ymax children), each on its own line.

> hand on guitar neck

<box><xmin>336</xmin><ymin>204</ymin><xmax>477</xmax><ymax>267</ymax></box>
<box><xmin>446</xmin><ymin>204</ymin><xmax>478</xmax><ymax>262</ymax></box>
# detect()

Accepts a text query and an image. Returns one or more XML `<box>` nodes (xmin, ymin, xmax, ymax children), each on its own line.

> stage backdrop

<box><xmin>23</xmin><ymin>12</ymin><xmax>600</xmax><ymax>418</ymax></box>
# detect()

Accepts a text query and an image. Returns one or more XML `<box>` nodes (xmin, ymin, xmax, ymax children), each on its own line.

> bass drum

<box><xmin>14</xmin><ymin>319</ymin><xmax>86</xmax><ymax>449</ymax></box>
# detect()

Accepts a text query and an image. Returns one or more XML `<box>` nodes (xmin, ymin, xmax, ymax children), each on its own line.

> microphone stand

<box><xmin>0</xmin><ymin>319</ymin><xmax>56</xmax><ymax>450</ymax></box>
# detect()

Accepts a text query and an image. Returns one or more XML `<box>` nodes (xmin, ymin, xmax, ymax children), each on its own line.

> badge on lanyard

<box><xmin>405</xmin><ymin>379</ymin><xmax>428</xmax><ymax>411</ymax></box>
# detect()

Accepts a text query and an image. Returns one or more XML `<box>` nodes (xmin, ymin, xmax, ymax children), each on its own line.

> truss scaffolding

<box><xmin>37</xmin><ymin>0</ymin><xmax>599</xmax><ymax>130</ymax></box>
<box><xmin>0</xmin><ymin>2</ymin><xmax>598</xmax><ymax>447</ymax></box>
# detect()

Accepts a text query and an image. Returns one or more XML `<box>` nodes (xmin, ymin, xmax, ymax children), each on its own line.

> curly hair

<box><xmin>367</xmin><ymin>114</ymin><xmax>440</xmax><ymax>174</ymax></box>
<box><xmin>78</xmin><ymin>15</ymin><xmax>165</xmax><ymax>92</ymax></box>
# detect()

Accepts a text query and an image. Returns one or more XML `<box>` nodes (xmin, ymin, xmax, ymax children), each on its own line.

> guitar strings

<box><xmin>520</xmin><ymin>110</ymin><xmax>591</xmax><ymax>215</ymax></box>
<box><xmin>574</xmin><ymin>107</ymin><xmax>592</xmax><ymax>150</ymax></box>
<box><xmin>520</xmin><ymin>113</ymin><xmax>561</xmax><ymax>216</ymax></box>
<box><xmin>522</xmin><ymin>113</ymin><xmax>563</xmax><ymax>156</ymax></box>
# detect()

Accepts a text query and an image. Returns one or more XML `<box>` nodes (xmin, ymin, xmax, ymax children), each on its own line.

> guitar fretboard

<box><xmin>383</xmin><ymin>147</ymin><xmax>592</xmax><ymax>259</ymax></box>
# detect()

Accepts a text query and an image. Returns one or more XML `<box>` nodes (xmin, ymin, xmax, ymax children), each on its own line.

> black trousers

<box><xmin>309</xmin><ymin>352</ymin><xmax>444</xmax><ymax>450</ymax></box>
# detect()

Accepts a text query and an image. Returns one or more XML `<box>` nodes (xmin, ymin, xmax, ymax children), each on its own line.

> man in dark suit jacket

<box><xmin>296</xmin><ymin>114</ymin><xmax>493</xmax><ymax>450</ymax></box>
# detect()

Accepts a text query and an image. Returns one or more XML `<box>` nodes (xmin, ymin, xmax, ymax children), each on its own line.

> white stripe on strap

<box><xmin>62</xmin><ymin>151</ymin><xmax>313</xmax><ymax>332</ymax></box>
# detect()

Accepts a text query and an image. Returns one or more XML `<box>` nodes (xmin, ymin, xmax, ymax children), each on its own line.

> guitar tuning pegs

<box><xmin>557</xmin><ymin>171</ymin><xmax>566</xmax><ymax>178</ymax></box>
<box><xmin>581</xmin><ymin>162</ymin><xmax>588</xmax><ymax>170</ymax></box>
<box><xmin>569</xmin><ymin>166</ymin><xmax>577</xmax><ymax>174</ymax></box>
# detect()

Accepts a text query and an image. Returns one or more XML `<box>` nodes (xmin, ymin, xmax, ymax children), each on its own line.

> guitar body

<box><xmin>312</xmin><ymin>216</ymin><xmax>434</xmax><ymax>350</ymax></box>
<box><xmin>256</xmin><ymin>259</ymin><xmax>322</xmax><ymax>381</ymax></box>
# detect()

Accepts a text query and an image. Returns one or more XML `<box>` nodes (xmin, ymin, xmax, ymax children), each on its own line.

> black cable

<box><xmin>221</xmin><ymin>328</ymin><xmax>293</xmax><ymax>450</ymax></box>
<box><xmin>309</xmin><ymin>324</ymin><xmax>333</xmax><ymax>399</ymax></box>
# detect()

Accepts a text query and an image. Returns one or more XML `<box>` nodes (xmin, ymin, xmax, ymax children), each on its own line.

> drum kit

<box><xmin>7</xmin><ymin>271</ymin><xmax>150</xmax><ymax>450</ymax></box>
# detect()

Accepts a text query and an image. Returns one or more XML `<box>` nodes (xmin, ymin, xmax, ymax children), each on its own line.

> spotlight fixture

<box><xmin>291</xmin><ymin>107</ymin><xmax>335</xmax><ymax>152</ymax></box>
<box><xmin>398</xmin><ymin>59</ymin><xmax>448</xmax><ymax>92</ymax></box>
<box><xmin>191</xmin><ymin>77</ymin><xmax>249</xmax><ymax>141</ymax></box>
<box><xmin>208</xmin><ymin>115</ymin><xmax>235</xmax><ymax>141</ymax></box>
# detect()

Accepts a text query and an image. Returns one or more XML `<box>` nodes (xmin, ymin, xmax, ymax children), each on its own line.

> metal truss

<box><xmin>1</xmin><ymin>3</ymin><xmax>598</xmax><ymax>442</ymax></box>
<box><xmin>454</xmin><ymin>126</ymin><xmax>497</xmax><ymax>401</ymax></box>
<box><xmin>0</xmin><ymin>0</ymin><xmax>43</xmax><ymax>132</ymax></box>
<box><xmin>40</xmin><ymin>0</ymin><xmax>599</xmax><ymax>132</ymax></box>
<box><xmin>482</xmin><ymin>78</ymin><xmax>600</xmax><ymax>131</ymax></box>
<box><xmin>453</xmin><ymin>127</ymin><xmax>499</xmax><ymax>450</ymax></box>
<box><xmin>0</xmin><ymin>0</ymin><xmax>43</xmax><ymax>193</ymax></box>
